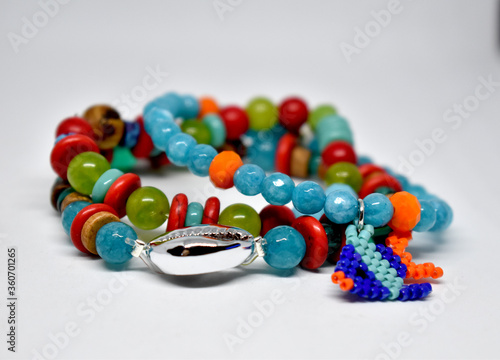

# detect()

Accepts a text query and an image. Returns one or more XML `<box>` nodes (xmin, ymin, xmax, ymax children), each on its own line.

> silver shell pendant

<box><xmin>131</xmin><ymin>225</ymin><xmax>265</xmax><ymax>276</ymax></box>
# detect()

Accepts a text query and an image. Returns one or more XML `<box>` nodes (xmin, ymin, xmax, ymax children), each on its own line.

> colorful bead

<box><xmin>126</xmin><ymin>186</ymin><xmax>170</xmax><ymax>230</ymax></box>
<box><xmin>60</xmin><ymin>192</ymin><xmax>92</xmax><ymax>213</ymax></box>
<box><xmin>91</xmin><ymin>169</ymin><xmax>124</xmax><ymax>203</ymax></box>
<box><xmin>290</xmin><ymin>146</ymin><xmax>312</xmax><ymax>178</ymax></box>
<box><xmin>96</xmin><ymin>222</ymin><xmax>137</xmax><ymax>265</ymax></box>
<box><xmin>67</xmin><ymin>152</ymin><xmax>111</xmax><ymax>195</ymax></box>
<box><xmin>199</xmin><ymin>97</ymin><xmax>219</xmax><ymax>118</ymax></box>
<box><xmin>292</xmin><ymin>181</ymin><xmax>326</xmax><ymax>214</ymax></box>
<box><xmin>144</xmin><ymin>107</ymin><xmax>175</xmax><ymax>134</ymax></box>
<box><xmin>110</xmin><ymin>146</ymin><xmax>137</xmax><ymax>172</ymax></box>
<box><xmin>50</xmin><ymin>178</ymin><xmax>70</xmax><ymax>210</ymax></box>
<box><xmin>324</xmin><ymin>161</ymin><xmax>362</xmax><ymax>193</ymax></box>
<box><xmin>278</xmin><ymin>97</ymin><xmax>308</xmax><ymax>134</ymax></box>
<box><xmin>144</xmin><ymin>92</ymin><xmax>183</xmax><ymax>118</ymax></box>
<box><xmin>292</xmin><ymin>216</ymin><xmax>328</xmax><ymax>269</ymax></box>
<box><xmin>50</xmin><ymin>134</ymin><xmax>100</xmax><ymax>179</ymax></box>
<box><xmin>358</xmin><ymin>173</ymin><xmax>403</xmax><ymax>199</ymax></box>
<box><xmin>131</xmin><ymin>116</ymin><xmax>155</xmax><ymax>159</ymax></box>
<box><xmin>321</xmin><ymin>141</ymin><xmax>357</xmax><ymax>167</ymax></box>
<box><xmin>167</xmin><ymin>133</ymin><xmax>197</xmax><ymax>166</ymax></box>
<box><xmin>187</xmin><ymin>144</ymin><xmax>218</xmax><ymax>177</ymax></box>
<box><xmin>413</xmin><ymin>200</ymin><xmax>437</xmax><ymax>232</ymax></box>
<box><xmin>246</xmin><ymin>97</ymin><xmax>277</xmax><ymax>131</ymax></box>
<box><xmin>181</xmin><ymin>119</ymin><xmax>211</xmax><ymax>145</ymax></box>
<box><xmin>388</xmin><ymin>192</ymin><xmax>421</xmax><ymax>233</ymax></box>
<box><xmin>428</xmin><ymin>199</ymin><xmax>453</xmax><ymax>232</ymax></box>
<box><xmin>234</xmin><ymin>164</ymin><xmax>266</xmax><ymax>196</ymax></box>
<box><xmin>56</xmin><ymin>117</ymin><xmax>94</xmax><ymax>139</ymax></box>
<box><xmin>259</xmin><ymin>205</ymin><xmax>296</xmax><ymax>237</ymax></box>
<box><xmin>218</xmin><ymin>203</ymin><xmax>261</xmax><ymax>237</ymax></box>
<box><xmin>61</xmin><ymin>201</ymin><xmax>90</xmax><ymax>236</ymax></box>
<box><xmin>219</xmin><ymin>106</ymin><xmax>249</xmax><ymax>140</ymax></box>
<box><xmin>120</xmin><ymin>121</ymin><xmax>141</xmax><ymax>149</ymax></box>
<box><xmin>246</xmin><ymin>126</ymin><xmax>285</xmax><ymax>172</ymax></box>
<box><xmin>275</xmin><ymin>133</ymin><xmax>297</xmax><ymax>175</ymax></box>
<box><xmin>82</xmin><ymin>105</ymin><xmax>124</xmax><ymax>150</ymax></box>
<box><xmin>185</xmin><ymin>202</ymin><xmax>204</xmax><ymax>226</ymax></box>
<box><xmin>57</xmin><ymin>187</ymin><xmax>76</xmax><ymax>212</ymax></box>
<box><xmin>81</xmin><ymin>211</ymin><xmax>120</xmax><ymax>254</ymax></box>
<box><xmin>307</xmin><ymin>104</ymin><xmax>337</xmax><ymax>131</ymax></box>
<box><xmin>316</xmin><ymin>115</ymin><xmax>353</xmax><ymax>149</ymax></box>
<box><xmin>202</xmin><ymin>197</ymin><xmax>220</xmax><ymax>224</ymax></box>
<box><xmin>364</xmin><ymin>193</ymin><xmax>394</xmax><ymax>227</ymax></box>
<box><xmin>202</xmin><ymin>114</ymin><xmax>226</xmax><ymax>148</ymax></box>
<box><xmin>208</xmin><ymin>151</ymin><xmax>243</xmax><ymax>189</ymax></box>
<box><xmin>181</xmin><ymin>94</ymin><xmax>200</xmax><ymax>119</ymax></box>
<box><xmin>261</xmin><ymin>172</ymin><xmax>295</xmax><ymax>206</ymax></box>
<box><xmin>166</xmin><ymin>193</ymin><xmax>188</xmax><ymax>231</ymax></box>
<box><xmin>324</xmin><ymin>190</ymin><xmax>359</xmax><ymax>224</ymax></box>
<box><xmin>103</xmin><ymin>173</ymin><xmax>141</xmax><ymax>218</ymax></box>
<box><xmin>150</xmin><ymin>119</ymin><xmax>181</xmax><ymax>152</ymax></box>
<box><xmin>263</xmin><ymin>226</ymin><xmax>306</xmax><ymax>270</ymax></box>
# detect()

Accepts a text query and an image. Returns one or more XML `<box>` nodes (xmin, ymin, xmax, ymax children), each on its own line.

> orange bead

<box><xmin>209</xmin><ymin>151</ymin><xmax>243</xmax><ymax>189</ymax></box>
<box><xmin>199</xmin><ymin>97</ymin><xmax>219</xmax><ymax>118</ymax></box>
<box><xmin>388</xmin><ymin>191</ymin><xmax>421</xmax><ymax>232</ymax></box>
<box><xmin>331</xmin><ymin>271</ymin><xmax>345</xmax><ymax>284</ymax></box>
<box><xmin>432</xmin><ymin>267</ymin><xmax>444</xmax><ymax>279</ymax></box>
<box><xmin>339</xmin><ymin>278</ymin><xmax>354</xmax><ymax>291</ymax></box>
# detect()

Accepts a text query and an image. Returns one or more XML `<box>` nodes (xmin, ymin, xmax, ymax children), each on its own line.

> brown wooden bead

<box><xmin>50</xmin><ymin>178</ymin><xmax>70</xmax><ymax>210</ymax></box>
<box><xmin>290</xmin><ymin>146</ymin><xmax>311</xmax><ymax>178</ymax></box>
<box><xmin>81</xmin><ymin>212</ymin><xmax>119</xmax><ymax>255</ymax></box>
<box><xmin>83</xmin><ymin>105</ymin><xmax>124</xmax><ymax>150</ymax></box>
<box><xmin>60</xmin><ymin>192</ymin><xmax>92</xmax><ymax>213</ymax></box>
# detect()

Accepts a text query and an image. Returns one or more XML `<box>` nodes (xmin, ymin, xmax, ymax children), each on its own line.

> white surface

<box><xmin>1</xmin><ymin>0</ymin><xmax>499</xmax><ymax>359</ymax></box>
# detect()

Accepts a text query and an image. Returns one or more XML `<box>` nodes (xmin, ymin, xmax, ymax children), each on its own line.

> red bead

<box><xmin>321</xmin><ymin>141</ymin><xmax>357</xmax><ymax>167</ymax></box>
<box><xmin>70</xmin><ymin>204</ymin><xmax>118</xmax><ymax>254</ymax></box>
<box><xmin>358</xmin><ymin>173</ymin><xmax>403</xmax><ymax>199</ymax></box>
<box><xmin>219</xmin><ymin>106</ymin><xmax>249</xmax><ymax>140</ymax></box>
<box><xmin>202</xmin><ymin>197</ymin><xmax>221</xmax><ymax>224</ymax></box>
<box><xmin>275</xmin><ymin>133</ymin><xmax>297</xmax><ymax>175</ymax></box>
<box><xmin>103</xmin><ymin>173</ymin><xmax>141</xmax><ymax>218</ymax></box>
<box><xmin>259</xmin><ymin>205</ymin><xmax>296</xmax><ymax>237</ymax></box>
<box><xmin>131</xmin><ymin>116</ymin><xmax>154</xmax><ymax>159</ymax></box>
<box><xmin>56</xmin><ymin>117</ymin><xmax>95</xmax><ymax>139</ymax></box>
<box><xmin>358</xmin><ymin>163</ymin><xmax>386</xmax><ymax>179</ymax></box>
<box><xmin>278</xmin><ymin>97</ymin><xmax>308</xmax><ymax>134</ymax></box>
<box><xmin>166</xmin><ymin>193</ymin><xmax>188</xmax><ymax>232</ymax></box>
<box><xmin>292</xmin><ymin>216</ymin><xmax>328</xmax><ymax>269</ymax></box>
<box><xmin>50</xmin><ymin>134</ymin><xmax>100</xmax><ymax>179</ymax></box>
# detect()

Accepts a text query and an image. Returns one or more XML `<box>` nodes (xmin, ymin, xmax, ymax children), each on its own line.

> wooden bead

<box><xmin>290</xmin><ymin>146</ymin><xmax>311</xmax><ymax>178</ymax></box>
<box><xmin>50</xmin><ymin>178</ymin><xmax>70</xmax><ymax>210</ymax></box>
<box><xmin>83</xmin><ymin>105</ymin><xmax>124</xmax><ymax>150</ymax></box>
<box><xmin>60</xmin><ymin>192</ymin><xmax>92</xmax><ymax>213</ymax></box>
<box><xmin>81</xmin><ymin>212</ymin><xmax>120</xmax><ymax>255</ymax></box>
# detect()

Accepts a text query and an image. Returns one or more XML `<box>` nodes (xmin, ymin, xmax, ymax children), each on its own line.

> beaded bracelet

<box><xmin>50</xmin><ymin>93</ymin><xmax>453</xmax><ymax>302</ymax></box>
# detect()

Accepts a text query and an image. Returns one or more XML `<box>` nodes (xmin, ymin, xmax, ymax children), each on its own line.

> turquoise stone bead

<box><xmin>187</xmin><ymin>144</ymin><xmax>217</xmax><ymax>177</ymax></box>
<box><xmin>57</xmin><ymin>187</ymin><xmax>75</xmax><ymax>211</ymax></box>
<box><xmin>185</xmin><ymin>202</ymin><xmax>204</xmax><ymax>226</ymax></box>
<box><xmin>316</xmin><ymin>115</ymin><xmax>353</xmax><ymax>150</ymax></box>
<box><xmin>292</xmin><ymin>181</ymin><xmax>326</xmax><ymax>214</ymax></box>
<box><xmin>151</xmin><ymin>120</ymin><xmax>181</xmax><ymax>152</ymax></box>
<box><xmin>181</xmin><ymin>94</ymin><xmax>200</xmax><ymax>119</ymax></box>
<box><xmin>234</xmin><ymin>164</ymin><xmax>266</xmax><ymax>196</ymax></box>
<box><xmin>95</xmin><ymin>222</ymin><xmax>137</xmax><ymax>265</ymax></box>
<box><xmin>143</xmin><ymin>107</ymin><xmax>175</xmax><ymax>135</ymax></box>
<box><xmin>407</xmin><ymin>184</ymin><xmax>427</xmax><ymax>200</ymax></box>
<box><xmin>325</xmin><ymin>183</ymin><xmax>357</xmax><ymax>197</ymax></box>
<box><xmin>324</xmin><ymin>190</ymin><xmax>359</xmax><ymax>224</ymax></box>
<box><xmin>364</xmin><ymin>193</ymin><xmax>394</xmax><ymax>227</ymax></box>
<box><xmin>261</xmin><ymin>172</ymin><xmax>295</xmax><ymax>206</ymax></box>
<box><xmin>144</xmin><ymin>92</ymin><xmax>183</xmax><ymax>118</ymax></box>
<box><xmin>91</xmin><ymin>169</ymin><xmax>124</xmax><ymax>203</ymax></box>
<box><xmin>263</xmin><ymin>226</ymin><xmax>306</xmax><ymax>270</ymax></box>
<box><xmin>392</xmin><ymin>174</ymin><xmax>409</xmax><ymax>190</ymax></box>
<box><xmin>357</xmin><ymin>155</ymin><xmax>372</xmax><ymax>166</ymax></box>
<box><xmin>413</xmin><ymin>200</ymin><xmax>437</xmax><ymax>232</ymax></box>
<box><xmin>202</xmin><ymin>114</ymin><xmax>226</xmax><ymax>148</ymax></box>
<box><xmin>167</xmin><ymin>133</ymin><xmax>197</xmax><ymax>166</ymax></box>
<box><xmin>61</xmin><ymin>201</ymin><xmax>90</xmax><ymax>236</ymax></box>
<box><xmin>308</xmin><ymin>155</ymin><xmax>321</xmax><ymax>175</ymax></box>
<box><xmin>245</xmin><ymin>126</ymin><xmax>286</xmax><ymax>172</ymax></box>
<box><xmin>429</xmin><ymin>199</ymin><xmax>453</xmax><ymax>232</ymax></box>
<box><xmin>292</xmin><ymin>207</ymin><xmax>324</xmax><ymax>220</ymax></box>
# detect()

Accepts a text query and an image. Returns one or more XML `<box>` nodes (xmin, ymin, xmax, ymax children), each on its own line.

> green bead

<box><xmin>67</xmin><ymin>152</ymin><xmax>110</xmax><ymax>195</ymax></box>
<box><xmin>308</xmin><ymin>104</ymin><xmax>337</xmax><ymax>131</ymax></box>
<box><xmin>324</xmin><ymin>162</ymin><xmax>362</xmax><ymax>193</ymax></box>
<box><xmin>218</xmin><ymin>203</ymin><xmax>261</xmax><ymax>237</ymax></box>
<box><xmin>246</xmin><ymin>97</ymin><xmax>277</xmax><ymax>131</ymax></box>
<box><xmin>126</xmin><ymin>186</ymin><xmax>170</xmax><ymax>230</ymax></box>
<box><xmin>181</xmin><ymin>119</ymin><xmax>211</xmax><ymax>144</ymax></box>
<box><xmin>111</xmin><ymin>146</ymin><xmax>137</xmax><ymax>172</ymax></box>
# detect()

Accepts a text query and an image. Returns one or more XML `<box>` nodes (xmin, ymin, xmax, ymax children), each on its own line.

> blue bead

<box><xmin>181</xmin><ymin>94</ymin><xmax>200</xmax><ymax>119</ymax></box>
<box><xmin>61</xmin><ymin>201</ymin><xmax>90</xmax><ymax>236</ymax></box>
<box><xmin>308</xmin><ymin>138</ymin><xmax>319</xmax><ymax>154</ymax></box>
<box><xmin>151</xmin><ymin>119</ymin><xmax>181</xmax><ymax>152</ymax></box>
<box><xmin>308</xmin><ymin>155</ymin><xmax>321</xmax><ymax>176</ymax></box>
<box><xmin>324</xmin><ymin>190</ymin><xmax>359</xmax><ymax>224</ymax></box>
<box><xmin>325</xmin><ymin>183</ymin><xmax>357</xmax><ymax>197</ymax></box>
<box><xmin>202</xmin><ymin>114</ymin><xmax>226</xmax><ymax>148</ymax></box>
<box><xmin>234</xmin><ymin>164</ymin><xmax>266</xmax><ymax>196</ymax></box>
<box><xmin>364</xmin><ymin>193</ymin><xmax>394</xmax><ymax>227</ymax></box>
<box><xmin>92</xmin><ymin>169</ymin><xmax>124</xmax><ymax>203</ymax></box>
<box><xmin>167</xmin><ymin>133</ymin><xmax>197</xmax><ymax>166</ymax></box>
<box><xmin>261</xmin><ymin>172</ymin><xmax>295</xmax><ymax>205</ymax></box>
<box><xmin>413</xmin><ymin>200</ymin><xmax>437</xmax><ymax>232</ymax></box>
<box><xmin>292</xmin><ymin>181</ymin><xmax>326</xmax><ymax>214</ymax></box>
<box><xmin>245</xmin><ymin>126</ymin><xmax>285</xmax><ymax>172</ymax></box>
<box><xmin>120</xmin><ymin>121</ymin><xmax>140</xmax><ymax>148</ymax></box>
<box><xmin>429</xmin><ymin>199</ymin><xmax>453</xmax><ymax>232</ymax></box>
<box><xmin>263</xmin><ymin>226</ymin><xmax>306</xmax><ymax>270</ymax></box>
<box><xmin>357</xmin><ymin>155</ymin><xmax>372</xmax><ymax>166</ymax></box>
<box><xmin>55</xmin><ymin>133</ymin><xmax>75</xmax><ymax>144</ymax></box>
<box><xmin>144</xmin><ymin>107</ymin><xmax>175</xmax><ymax>135</ymax></box>
<box><xmin>185</xmin><ymin>202</ymin><xmax>204</xmax><ymax>226</ymax></box>
<box><xmin>95</xmin><ymin>222</ymin><xmax>137</xmax><ymax>265</ymax></box>
<box><xmin>187</xmin><ymin>144</ymin><xmax>217</xmax><ymax>177</ymax></box>
<box><xmin>392</xmin><ymin>174</ymin><xmax>409</xmax><ymax>190</ymax></box>
<box><xmin>407</xmin><ymin>184</ymin><xmax>427</xmax><ymax>199</ymax></box>
<box><xmin>291</xmin><ymin>207</ymin><xmax>324</xmax><ymax>220</ymax></box>
<box><xmin>144</xmin><ymin>92</ymin><xmax>183</xmax><ymax>118</ymax></box>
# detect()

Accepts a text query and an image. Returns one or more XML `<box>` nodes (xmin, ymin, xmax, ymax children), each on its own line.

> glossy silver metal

<box><xmin>241</xmin><ymin>236</ymin><xmax>266</xmax><ymax>266</ymax></box>
<box><xmin>357</xmin><ymin>198</ymin><xmax>365</xmax><ymax>232</ymax></box>
<box><xmin>136</xmin><ymin>225</ymin><xmax>259</xmax><ymax>275</ymax></box>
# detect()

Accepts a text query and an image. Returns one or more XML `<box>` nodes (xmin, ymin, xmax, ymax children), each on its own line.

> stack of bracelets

<box><xmin>49</xmin><ymin>93</ymin><xmax>453</xmax><ymax>302</ymax></box>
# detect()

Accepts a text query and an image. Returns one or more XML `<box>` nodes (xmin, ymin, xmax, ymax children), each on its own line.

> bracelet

<box><xmin>49</xmin><ymin>92</ymin><xmax>453</xmax><ymax>302</ymax></box>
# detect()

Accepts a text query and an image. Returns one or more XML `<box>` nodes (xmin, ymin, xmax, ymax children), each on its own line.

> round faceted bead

<box><xmin>321</xmin><ymin>141</ymin><xmax>357</xmax><ymax>167</ymax></box>
<box><xmin>363</xmin><ymin>193</ymin><xmax>394</xmax><ymax>227</ymax></box>
<box><xmin>91</xmin><ymin>169</ymin><xmax>124</xmax><ymax>203</ymax></box>
<box><xmin>234</xmin><ymin>164</ymin><xmax>266</xmax><ymax>196</ymax></box>
<box><xmin>185</xmin><ymin>202</ymin><xmax>204</xmax><ymax>226</ymax></box>
<box><xmin>181</xmin><ymin>119</ymin><xmax>211</xmax><ymax>145</ymax></box>
<box><xmin>324</xmin><ymin>162</ymin><xmax>362</xmax><ymax>193</ymax></box>
<box><xmin>202</xmin><ymin>114</ymin><xmax>226</xmax><ymax>148</ymax></box>
<box><xmin>82</xmin><ymin>105</ymin><xmax>124</xmax><ymax>150</ymax></box>
<box><xmin>307</xmin><ymin>104</ymin><xmax>337</xmax><ymax>131</ymax></box>
<box><xmin>246</xmin><ymin>97</ymin><xmax>277</xmax><ymax>131</ymax></box>
<box><xmin>81</xmin><ymin>211</ymin><xmax>120</xmax><ymax>254</ymax></box>
<box><xmin>143</xmin><ymin>107</ymin><xmax>175</xmax><ymax>134</ymax></box>
<box><xmin>202</xmin><ymin>197</ymin><xmax>221</xmax><ymax>224</ymax></box>
<box><xmin>50</xmin><ymin>178</ymin><xmax>71</xmax><ymax>210</ymax></box>
<box><xmin>61</xmin><ymin>201</ymin><xmax>90</xmax><ymax>236</ymax></box>
<box><xmin>166</xmin><ymin>193</ymin><xmax>188</xmax><ymax>231</ymax></box>
<box><xmin>126</xmin><ymin>187</ymin><xmax>170</xmax><ymax>230</ymax></box>
<box><xmin>56</xmin><ymin>117</ymin><xmax>94</xmax><ymax>139</ymax></box>
<box><xmin>131</xmin><ymin>116</ymin><xmax>155</xmax><ymax>159</ymax></box>
<box><xmin>246</xmin><ymin>126</ymin><xmax>286</xmax><ymax>172</ymax></box>
<box><xmin>144</xmin><ymin>92</ymin><xmax>183</xmax><ymax>118</ymax></box>
<box><xmin>167</xmin><ymin>133</ymin><xmax>197</xmax><ymax>166</ymax></box>
<box><xmin>50</xmin><ymin>134</ymin><xmax>100</xmax><ymax>180</ymax></box>
<box><xmin>218</xmin><ymin>204</ymin><xmax>261</xmax><ymax>237</ymax></box>
<box><xmin>259</xmin><ymin>205</ymin><xmax>296</xmax><ymax>236</ymax></box>
<box><xmin>60</xmin><ymin>192</ymin><xmax>92</xmax><ymax>213</ymax></box>
<box><xmin>103</xmin><ymin>173</ymin><xmax>141</xmax><ymax>218</ymax></box>
<box><xmin>96</xmin><ymin>222</ymin><xmax>137</xmax><ymax>265</ymax></box>
<box><xmin>187</xmin><ymin>144</ymin><xmax>218</xmax><ymax>177</ymax></box>
<box><xmin>110</xmin><ymin>146</ymin><xmax>137</xmax><ymax>173</ymax></box>
<box><xmin>261</xmin><ymin>173</ymin><xmax>295</xmax><ymax>206</ymax></box>
<box><xmin>275</xmin><ymin>133</ymin><xmax>298</xmax><ymax>175</ymax></box>
<box><xmin>324</xmin><ymin>190</ymin><xmax>359</xmax><ymax>224</ymax></box>
<box><xmin>292</xmin><ymin>181</ymin><xmax>326</xmax><ymax>215</ymax></box>
<box><xmin>292</xmin><ymin>216</ymin><xmax>328</xmax><ymax>269</ymax></box>
<box><xmin>428</xmin><ymin>199</ymin><xmax>453</xmax><ymax>232</ymax></box>
<box><xmin>199</xmin><ymin>97</ymin><xmax>219</xmax><ymax>118</ymax></box>
<box><xmin>413</xmin><ymin>200</ymin><xmax>437</xmax><ymax>232</ymax></box>
<box><xmin>278</xmin><ymin>97</ymin><xmax>308</xmax><ymax>134</ymax></box>
<box><xmin>70</xmin><ymin>204</ymin><xmax>118</xmax><ymax>254</ymax></box>
<box><xmin>150</xmin><ymin>119</ymin><xmax>181</xmax><ymax>152</ymax></box>
<box><xmin>181</xmin><ymin>94</ymin><xmax>200</xmax><ymax>119</ymax></box>
<box><xmin>120</xmin><ymin>121</ymin><xmax>140</xmax><ymax>149</ymax></box>
<box><xmin>325</xmin><ymin>183</ymin><xmax>357</xmax><ymax>197</ymax></box>
<box><xmin>209</xmin><ymin>151</ymin><xmax>243</xmax><ymax>189</ymax></box>
<box><xmin>219</xmin><ymin>106</ymin><xmax>249</xmax><ymax>140</ymax></box>
<box><xmin>388</xmin><ymin>191</ymin><xmax>421</xmax><ymax>232</ymax></box>
<box><xmin>263</xmin><ymin>226</ymin><xmax>306</xmax><ymax>270</ymax></box>
<box><xmin>67</xmin><ymin>152</ymin><xmax>111</xmax><ymax>195</ymax></box>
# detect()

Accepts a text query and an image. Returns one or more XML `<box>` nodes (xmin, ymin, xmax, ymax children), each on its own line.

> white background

<box><xmin>1</xmin><ymin>0</ymin><xmax>500</xmax><ymax>359</ymax></box>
